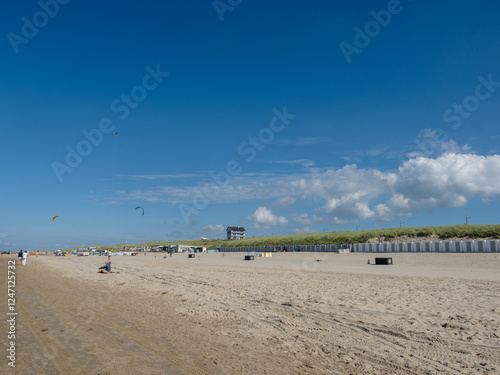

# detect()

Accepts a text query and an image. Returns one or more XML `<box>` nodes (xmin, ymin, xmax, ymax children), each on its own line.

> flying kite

<box><xmin>113</xmin><ymin>132</ymin><xmax>118</xmax><ymax>135</ymax></box>
<box><xmin>135</xmin><ymin>206</ymin><xmax>144</xmax><ymax>216</ymax></box>
<box><xmin>52</xmin><ymin>215</ymin><xmax>60</xmax><ymax>223</ymax></box>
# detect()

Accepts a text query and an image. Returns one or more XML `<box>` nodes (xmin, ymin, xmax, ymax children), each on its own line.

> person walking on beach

<box><xmin>22</xmin><ymin>250</ymin><xmax>28</xmax><ymax>266</ymax></box>
<box><xmin>18</xmin><ymin>250</ymin><xmax>23</xmax><ymax>265</ymax></box>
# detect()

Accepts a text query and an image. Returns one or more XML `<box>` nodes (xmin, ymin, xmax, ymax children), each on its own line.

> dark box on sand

<box><xmin>375</xmin><ymin>257</ymin><xmax>393</xmax><ymax>265</ymax></box>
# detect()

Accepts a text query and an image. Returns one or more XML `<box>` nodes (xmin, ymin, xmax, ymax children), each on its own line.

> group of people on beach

<box><xmin>18</xmin><ymin>250</ymin><xmax>28</xmax><ymax>266</ymax></box>
<box><xmin>14</xmin><ymin>249</ymin><xmax>119</xmax><ymax>273</ymax></box>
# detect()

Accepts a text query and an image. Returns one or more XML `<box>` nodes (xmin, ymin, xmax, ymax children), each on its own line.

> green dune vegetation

<box><xmin>70</xmin><ymin>224</ymin><xmax>500</xmax><ymax>252</ymax></box>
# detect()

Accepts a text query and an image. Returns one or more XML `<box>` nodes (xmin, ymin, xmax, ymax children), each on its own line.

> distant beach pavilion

<box><xmin>227</xmin><ymin>226</ymin><xmax>245</xmax><ymax>240</ymax></box>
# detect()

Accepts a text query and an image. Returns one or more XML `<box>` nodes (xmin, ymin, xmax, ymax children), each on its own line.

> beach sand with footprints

<box><xmin>2</xmin><ymin>251</ymin><xmax>499</xmax><ymax>374</ymax></box>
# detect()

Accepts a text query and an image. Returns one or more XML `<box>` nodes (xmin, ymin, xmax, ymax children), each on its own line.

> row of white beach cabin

<box><xmin>352</xmin><ymin>239</ymin><xmax>500</xmax><ymax>253</ymax></box>
<box><xmin>219</xmin><ymin>240</ymin><xmax>500</xmax><ymax>253</ymax></box>
<box><xmin>219</xmin><ymin>244</ymin><xmax>351</xmax><ymax>253</ymax></box>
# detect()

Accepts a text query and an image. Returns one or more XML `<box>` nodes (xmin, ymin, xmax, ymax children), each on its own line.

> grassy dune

<box><xmin>76</xmin><ymin>224</ymin><xmax>500</xmax><ymax>252</ymax></box>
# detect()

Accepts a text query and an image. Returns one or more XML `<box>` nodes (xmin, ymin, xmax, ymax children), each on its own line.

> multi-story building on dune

<box><xmin>226</xmin><ymin>226</ymin><xmax>245</xmax><ymax>240</ymax></box>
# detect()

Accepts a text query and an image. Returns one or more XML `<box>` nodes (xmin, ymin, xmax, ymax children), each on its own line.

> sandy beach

<box><xmin>2</xmin><ymin>251</ymin><xmax>499</xmax><ymax>374</ymax></box>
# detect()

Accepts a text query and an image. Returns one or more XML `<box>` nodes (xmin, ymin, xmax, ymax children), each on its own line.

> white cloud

<box><xmin>111</xmin><ymin>149</ymin><xmax>500</xmax><ymax>224</ymax></box>
<box><xmin>406</xmin><ymin>129</ymin><xmax>472</xmax><ymax>159</ymax></box>
<box><xmin>116</xmin><ymin>173</ymin><xmax>204</xmax><ymax>180</ymax></box>
<box><xmin>312</xmin><ymin>215</ymin><xmax>326</xmax><ymax>223</ymax></box>
<box><xmin>290</xmin><ymin>213</ymin><xmax>312</xmax><ymax>225</ymax></box>
<box><xmin>365</xmin><ymin>147</ymin><xmax>388</xmax><ymax>157</ymax></box>
<box><xmin>340</xmin><ymin>156</ymin><xmax>358</xmax><ymax>163</ymax></box>
<box><xmin>272</xmin><ymin>159</ymin><xmax>315</xmax><ymax>167</ymax></box>
<box><xmin>388</xmin><ymin>152</ymin><xmax>500</xmax><ymax>213</ymax></box>
<box><xmin>114</xmin><ymin>177</ymin><xmax>273</xmax><ymax>204</ymax></box>
<box><xmin>202</xmin><ymin>224</ymin><xmax>225</xmax><ymax>234</ymax></box>
<box><xmin>325</xmin><ymin>196</ymin><xmax>375</xmax><ymax>221</ymax></box>
<box><xmin>272</xmin><ymin>197</ymin><xmax>297</xmax><ymax>208</ymax></box>
<box><xmin>291</xmin><ymin>227</ymin><xmax>316</xmax><ymax>234</ymax></box>
<box><xmin>440</xmin><ymin>139</ymin><xmax>471</xmax><ymax>153</ymax></box>
<box><xmin>247</xmin><ymin>207</ymin><xmax>288</xmax><ymax>229</ymax></box>
<box><xmin>293</xmin><ymin>153</ymin><xmax>500</xmax><ymax>221</ymax></box>
<box><xmin>373</xmin><ymin>204</ymin><xmax>393</xmax><ymax>221</ymax></box>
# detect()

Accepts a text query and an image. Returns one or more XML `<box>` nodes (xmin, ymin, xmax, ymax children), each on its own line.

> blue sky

<box><xmin>1</xmin><ymin>0</ymin><xmax>500</xmax><ymax>250</ymax></box>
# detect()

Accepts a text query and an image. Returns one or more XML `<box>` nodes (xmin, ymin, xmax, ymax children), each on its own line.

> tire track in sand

<box><xmin>15</xmin><ymin>302</ymin><xmax>89</xmax><ymax>375</ymax></box>
<box><xmin>23</xmin><ymin>261</ymin><xmax>215</xmax><ymax>375</ymax></box>
<box><xmin>96</xmin><ymin>316</ymin><xmax>215</xmax><ymax>375</ymax></box>
<box><xmin>276</xmin><ymin>301</ymin><xmax>468</xmax><ymax>375</ymax></box>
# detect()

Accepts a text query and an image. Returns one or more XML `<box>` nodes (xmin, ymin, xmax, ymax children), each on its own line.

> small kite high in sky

<box><xmin>52</xmin><ymin>215</ymin><xmax>60</xmax><ymax>223</ymax></box>
<box><xmin>113</xmin><ymin>132</ymin><xmax>118</xmax><ymax>135</ymax></box>
<box><xmin>135</xmin><ymin>206</ymin><xmax>144</xmax><ymax>215</ymax></box>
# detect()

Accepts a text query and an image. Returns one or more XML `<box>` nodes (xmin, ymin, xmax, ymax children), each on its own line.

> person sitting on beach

<box><xmin>97</xmin><ymin>261</ymin><xmax>119</xmax><ymax>274</ymax></box>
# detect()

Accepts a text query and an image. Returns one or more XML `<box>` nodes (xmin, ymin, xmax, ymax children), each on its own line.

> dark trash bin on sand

<box><xmin>375</xmin><ymin>257</ymin><xmax>392</xmax><ymax>265</ymax></box>
<box><xmin>244</xmin><ymin>252</ymin><xmax>255</xmax><ymax>260</ymax></box>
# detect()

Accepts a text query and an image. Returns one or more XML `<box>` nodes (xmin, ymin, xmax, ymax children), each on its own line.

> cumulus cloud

<box><xmin>440</xmin><ymin>140</ymin><xmax>471</xmax><ymax>154</ymax></box>
<box><xmin>388</xmin><ymin>152</ymin><xmax>500</xmax><ymax>213</ymax></box>
<box><xmin>293</xmin><ymin>153</ymin><xmax>500</xmax><ymax>221</ymax></box>
<box><xmin>325</xmin><ymin>195</ymin><xmax>375</xmax><ymax>222</ymax></box>
<box><xmin>113</xmin><ymin>149</ymin><xmax>500</xmax><ymax>224</ymax></box>
<box><xmin>373</xmin><ymin>204</ymin><xmax>394</xmax><ymax>221</ymax></box>
<box><xmin>248</xmin><ymin>207</ymin><xmax>288</xmax><ymax>229</ymax></box>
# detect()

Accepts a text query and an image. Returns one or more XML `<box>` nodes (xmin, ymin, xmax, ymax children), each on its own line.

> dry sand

<box><xmin>1</xmin><ymin>252</ymin><xmax>499</xmax><ymax>374</ymax></box>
